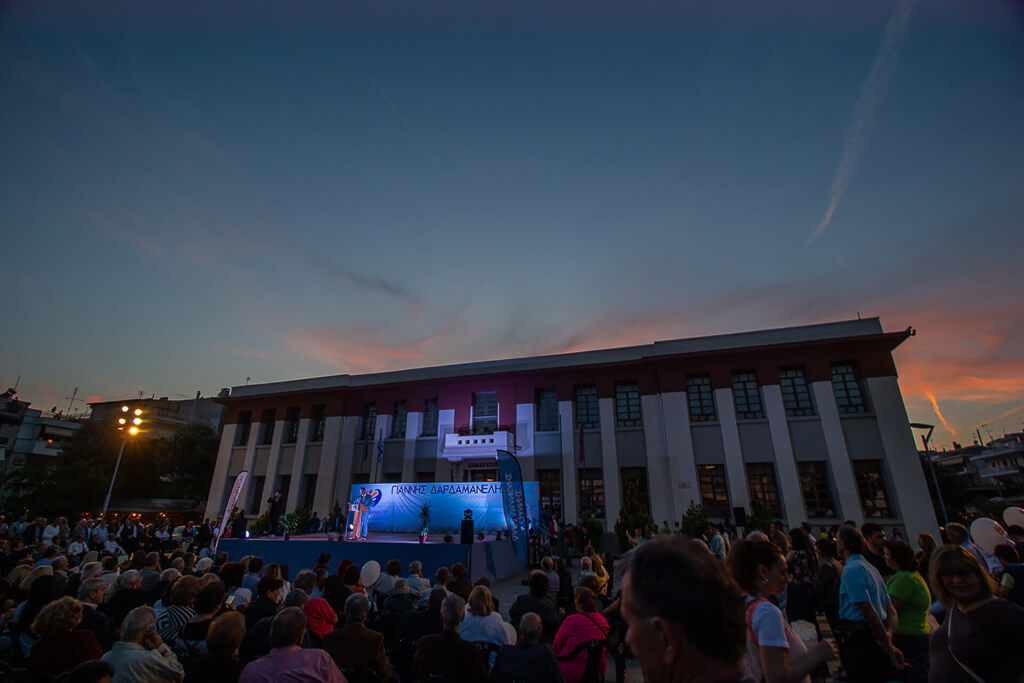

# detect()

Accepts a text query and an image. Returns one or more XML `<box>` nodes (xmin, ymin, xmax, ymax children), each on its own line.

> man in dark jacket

<box><xmin>100</xmin><ymin>570</ymin><xmax>148</xmax><ymax>630</ymax></box>
<box><xmin>77</xmin><ymin>577</ymin><xmax>115</xmax><ymax>649</ymax></box>
<box><xmin>414</xmin><ymin>594</ymin><xmax>487</xmax><ymax>683</ymax></box>
<box><xmin>491</xmin><ymin>612</ymin><xmax>565</xmax><ymax>683</ymax></box>
<box><xmin>508</xmin><ymin>571</ymin><xmax>560</xmax><ymax>644</ymax></box>
<box><xmin>322</xmin><ymin>593</ymin><xmax>391</xmax><ymax>680</ymax></box>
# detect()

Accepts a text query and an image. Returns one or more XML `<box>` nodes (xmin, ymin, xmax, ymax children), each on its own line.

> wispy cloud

<box><xmin>926</xmin><ymin>391</ymin><xmax>956</xmax><ymax>437</ymax></box>
<box><xmin>805</xmin><ymin>0</ymin><xmax>918</xmax><ymax>247</ymax></box>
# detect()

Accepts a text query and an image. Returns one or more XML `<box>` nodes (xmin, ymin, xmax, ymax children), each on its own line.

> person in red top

<box><xmin>29</xmin><ymin>596</ymin><xmax>104</xmax><ymax>676</ymax></box>
<box><xmin>553</xmin><ymin>587</ymin><xmax>608</xmax><ymax>683</ymax></box>
<box><xmin>303</xmin><ymin>595</ymin><xmax>338</xmax><ymax>642</ymax></box>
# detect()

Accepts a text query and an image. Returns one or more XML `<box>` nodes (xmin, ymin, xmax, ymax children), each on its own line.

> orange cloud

<box><xmin>925</xmin><ymin>391</ymin><xmax>956</xmax><ymax>437</ymax></box>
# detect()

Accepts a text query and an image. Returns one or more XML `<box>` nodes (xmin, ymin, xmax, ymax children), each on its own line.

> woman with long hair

<box><xmin>554</xmin><ymin>587</ymin><xmax>609</xmax><ymax>683</ymax></box>
<box><xmin>28</xmin><ymin>597</ymin><xmax>103</xmax><ymax>675</ymax></box>
<box><xmin>928</xmin><ymin>545</ymin><xmax>1024</xmax><ymax>682</ymax></box>
<box><xmin>882</xmin><ymin>540</ymin><xmax>930</xmax><ymax>682</ymax></box>
<box><xmin>727</xmin><ymin>539</ymin><xmax>833</xmax><ymax>683</ymax></box>
<box><xmin>785</xmin><ymin>527</ymin><xmax>818</xmax><ymax>624</ymax></box>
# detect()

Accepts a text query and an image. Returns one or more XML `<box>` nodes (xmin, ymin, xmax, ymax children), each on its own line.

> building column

<box><xmin>661</xmin><ymin>391</ymin><xmax>700</xmax><ymax>513</ymax></box>
<box><xmin>762</xmin><ymin>385</ymin><xmax>807</xmax><ymax>527</ymax></box>
<box><xmin>715</xmin><ymin>387</ymin><xmax>750</xmax><ymax>512</ymax></box>
<box><xmin>598</xmin><ymin>397</ymin><xmax>622</xmax><ymax>530</ymax></box>
<box><xmin>332</xmin><ymin>416</ymin><xmax>360</xmax><ymax>512</ymax></box>
<box><xmin>812</xmin><ymin>381</ymin><xmax>863</xmax><ymax>526</ymax></box>
<box><xmin>258</xmin><ymin>421</ymin><xmax>286</xmax><ymax>515</ymax></box>
<box><xmin>557</xmin><ymin>400</ymin><xmax>579</xmax><ymax>524</ymax></box>
<box><xmin>369</xmin><ymin>415</ymin><xmax>393</xmax><ymax>482</ymax></box>
<box><xmin>401</xmin><ymin>412</ymin><xmax>423</xmax><ymax>481</ymax></box>
<box><xmin>866</xmin><ymin>376</ymin><xmax>940</xmax><ymax>541</ymax></box>
<box><xmin>436</xmin><ymin>409</ymin><xmax>455</xmax><ymax>482</ymax></box>
<box><xmin>205</xmin><ymin>423</ymin><xmax>237</xmax><ymax>519</ymax></box>
<box><xmin>312</xmin><ymin>416</ymin><xmax>344</xmax><ymax>516</ymax></box>
<box><xmin>286</xmin><ymin>419</ymin><xmax>311</xmax><ymax>512</ymax></box>
<box><xmin>515</xmin><ymin>403</ymin><xmax>536</xmax><ymax>482</ymax></box>
<box><xmin>641</xmin><ymin>394</ymin><xmax>675</xmax><ymax>524</ymax></box>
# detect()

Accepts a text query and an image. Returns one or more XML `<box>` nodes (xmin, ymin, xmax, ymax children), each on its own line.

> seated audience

<box><xmin>553</xmin><ymin>587</ymin><xmax>608</xmax><ymax>683</ymax></box>
<box><xmin>491</xmin><ymin>612</ymin><xmax>566</xmax><ymax>683</ymax></box>
<box><xmin>239</xmin><ymin>606</ymin><xmax>345</xmax><ymax>683</ymax></box>
<box><xmin>28</xmin><ymin>596</ymin><xmax>104</xmax><ymax>675</ymax></box>
<box><xmin>322</xmin><ymin>592</ymin><xmax>391</xmax><ymax>680</ymax></box>
<box><xmin>414</xmin><ymin>594</ymin><xmax>488</xmax><ymax>683</ymax></box>
<box><xmin>185</xmin><ymin>610</ymin><xmax>247</xmax><ymax>683</ymax></box>
<box><xmin>101</xmin><ymin>606</ymin><xmax>185</xmax><ymax>683</ymax></box>
<box><xmin>509</xmin><ymin>570</ymin><xmax>560</xmax><ymax>644</ymax></box>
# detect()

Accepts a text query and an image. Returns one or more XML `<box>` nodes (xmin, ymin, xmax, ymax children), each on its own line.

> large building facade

<box><xmin>205</xmin><ymin>318</ymin><xmax>939</xmax><ymax>540</ymax></box>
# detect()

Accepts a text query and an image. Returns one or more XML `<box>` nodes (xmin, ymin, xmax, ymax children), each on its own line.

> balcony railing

<box><xmin>442</xmin><ymin>430</ymin><xmax>513</xmax><ymax>463</ymax></box>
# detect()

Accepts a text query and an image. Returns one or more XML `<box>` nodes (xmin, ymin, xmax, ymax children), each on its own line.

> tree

<box><xmin>152</xmin><ymin>423</ymin><xmax>219</xmax><ymax>500</ymax></box>
<box><xmin>615</xmin><ymin>483</ymin><xmax>654</xmax><ymax>552</ymax></box>
<box><xmin>744</xmin><ymin>499</ymin><xmax>774</xmax><ymax>534</ymax></box>
<box><xmin>679</xmin><ymin>502</ymin><xmax>710</xmax><ymax>538</ymax></box>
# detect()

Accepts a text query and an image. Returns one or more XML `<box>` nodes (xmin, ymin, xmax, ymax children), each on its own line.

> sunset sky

<box><xmin>1</xmin><ymin>0</ymin><xmax>1022</xmax><ymax>450</ymax></box>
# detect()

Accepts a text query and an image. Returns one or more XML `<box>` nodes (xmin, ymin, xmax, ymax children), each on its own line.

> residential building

<box><xmin>204</xmin><ymin>318</ymin><xmax>939</xmax><ymax>541</ymax></box>
<box><xmin>0</xmin><ymin>389</ymin><xmax>83</xmax><ymax>484</ymax></box>
<box><xmin>89</xmin><ymin>393</ymin><xmax>223</xmax><ymax>440</ymax></box>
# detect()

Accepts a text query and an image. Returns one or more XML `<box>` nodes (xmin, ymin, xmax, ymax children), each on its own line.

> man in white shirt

<box><xmin>68</xmin><ymin>538</ymin><xmax>89</xmax><ymax>559</ymax></box>
<box><xmin>42</xmin><ymin>519</ymin><xmax>60</xmax><ymax>544</ymax></box>
<box><xmin>102</xmin><ymin>606</ymin><xmax>184</xmax><ymax>682</ymax></box>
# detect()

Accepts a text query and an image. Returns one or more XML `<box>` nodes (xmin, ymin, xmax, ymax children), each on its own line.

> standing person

<box><xmin>915</xmin><ymin>533</ymin><xmax>938</xmax><ymax>590</ymax></box>
<box><xmin>859</xmin><ymin>523</ymin><xmax>893</xmax><ymax>578</ymax></box>
<box><xmin>835</xmin><ymin>526</ymin><xmax>903</xmax><ymax>683</ymax></box>
<box><xmin>266</xmin><ymin>492</ymin><xmax>285</xmax><ymax>537</ymax></box>
<box><xmin>994</xmin><ymin>544</ymin><xmax>1024</xmax><ymax>606</ymax></box>
<box><xmin>101</xmin><ymin>606</ymin><xmax>185</xmax><ymax>682</ymax></box>
<box><xmin>553</xmin><ymin>587</ymin><xmax>609</xmax><ymax>683</ymax></box>
<box><xmin>813</xmin><ymin>537</ymin><xmax>843</xmax><ymax>633</ymax></box>
<box><xmin>882</xmin><ymin>540</ymin><xmax>931</xmax><ymax>682</ymax></box>
<box><xmin>727</xmin><ymin>539</ymin><xmax>833</xmax><ymax>683</ymax></box>
<box><xmin>928</xmin><ymin>545</ymin><xmax>1024</xmax><ymax>683</ymax></box>
<box><xmin>619</xmin><ymin>535</ymin><xmax>752</xmax><ymax>683</ymax></box>
<box><xmin>786</xmin><ymin>527</ymin><xmax>818</xmax><ymax>625</ymax></box>
<box><xmin>709</xmin><ymin>524</ymin><xmax>728</xmax><ymax>560</ymax></box>
<box><xmin>944</xmin><ymin>523</ymin><xmax>991</xmax><ymax>573</ymax></box>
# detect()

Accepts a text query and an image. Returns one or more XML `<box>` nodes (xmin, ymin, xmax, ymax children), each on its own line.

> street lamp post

<box><xmin>910</xmin><ymin>422</ymin><xmax>947</xmax><ymax>526</ymax></box>
<box><xmin>101</xmin><ymin>405</ymin><xmax>142</xmax><ymax>520</ymax></box>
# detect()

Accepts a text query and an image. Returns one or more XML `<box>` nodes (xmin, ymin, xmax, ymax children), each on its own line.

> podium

<box><xmin>346</xmin><ymin>502</ymin><xmax>369</xmax><ymax>541</ymax></box>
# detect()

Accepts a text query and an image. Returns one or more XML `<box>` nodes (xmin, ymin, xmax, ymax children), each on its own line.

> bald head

<box><xmin>519</xmin><ymin>612</ymin><xmax>543</xmax><ymax>643</ymax></box>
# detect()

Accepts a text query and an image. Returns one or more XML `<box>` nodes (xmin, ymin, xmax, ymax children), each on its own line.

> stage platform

<box><xmin>217</xmin><ymin>533</ymin><xmax>525</xmax><ymax>582</ymax></box>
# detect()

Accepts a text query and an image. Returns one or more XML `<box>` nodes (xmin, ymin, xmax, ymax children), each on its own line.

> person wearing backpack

<box><xmin>726</xmin><ymin>539</ymin><xmax>833</xmax><ymax>683</ymax></box>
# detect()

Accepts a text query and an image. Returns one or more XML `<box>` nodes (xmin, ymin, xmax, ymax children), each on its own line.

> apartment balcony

<box><xmin>442</xmin><ymin>430</ymin><xmax>513</xmax><ymax>463</ymax></box>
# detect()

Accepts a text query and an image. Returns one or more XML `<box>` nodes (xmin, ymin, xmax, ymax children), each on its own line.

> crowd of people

<box><xmin>1</xmin><ymin>510</ymin><xmax>1022</xmax><ymax>683</ymax></box>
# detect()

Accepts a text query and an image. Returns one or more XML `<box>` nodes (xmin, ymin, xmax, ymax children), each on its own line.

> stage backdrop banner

<box><xmin>350</xmin><ymin>481</ymin><xmax>540</xmax><ymax>534</ymax></box>
<box><xmin>497</xmin><ymin>449</ymin><xmax>528</xmax><ymax>565</ymax></box>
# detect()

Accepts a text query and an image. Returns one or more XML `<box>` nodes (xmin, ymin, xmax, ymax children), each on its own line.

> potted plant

<box><xmin>419</xmin><ymin>503</ymin><xmax>431</xmax><ymax>543</ymax></box>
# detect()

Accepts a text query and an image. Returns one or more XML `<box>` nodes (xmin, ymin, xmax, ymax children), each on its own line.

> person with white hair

<box><xmin>102</xmin><ymin>569</ymin><xmax>148</xmax><ymax>630</ymax></box>
<box><xmin>406</xmin><ymin>560</ymin><xmax>431</xmax><ymax>596</ymax></box>
<box><xmin>101</xmin><ymin>605</ymin><xmax>184</xmax><ymax>682</ymax></box>
<box><xmin>322</xmin><ymin>593</ymin><xmax>390</xmax><ymax>679</ymax></box>
<box><xmin>414</xmin><ymin>594</ymin><xmax>488</xmax><ymax>682</ymax></box>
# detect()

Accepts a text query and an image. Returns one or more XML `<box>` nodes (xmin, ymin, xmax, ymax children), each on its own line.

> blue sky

<box><xmin>1</xmin><ymin>0</ymin><xmax>1022</xmax><ymax>447</ymax></box>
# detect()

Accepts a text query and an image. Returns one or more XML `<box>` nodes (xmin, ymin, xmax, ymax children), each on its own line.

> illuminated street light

<box><xmin>102</xmin><ymin>407</ymin><xmax>143</xmax><ymax>519</ymax></box>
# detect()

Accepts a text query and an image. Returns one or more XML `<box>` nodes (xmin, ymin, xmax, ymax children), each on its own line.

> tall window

<box><xmin>798</xmin><ymin>461</ymin><xmax>836</xmax><ymax>518</ymax></box>
<box><xmin>620</xmin><ymin>467</ymin><xmax>650</xmax><ymax>512</ymax></box>
<box><xmin>235</xmin><ymin>410</ymin><xmax>252</xmax><ymax>446</ymax></box>
<box><xmin>362</xmin><ymin>403</ymin><xmax>376</xmax><ymax>440</ymax></box>
<box><xmin>249</xmin><ymin>476</ymin><xmax>265</xmax><ymax>509</ymax></box>
<box><xmin>310</xmin><ymin>404</ymin><xmax>326</xmax><ymax>442</ymax></box>
<box><xmin>302</xmin><ymin>474</ymin><xmax>317</xmax><ymax>510</ymax></box>
<box><xmin>698</xmin><ymin>464</ymin><xmax>730</xmax><ymax>517</ymax></box>
<box><xmin>537</xmin><ymin>469</ymin><xmax>562</xmax><ymax>513</ymax></box>
<box><xmin>854</xmin><ymin>460</ymin><xmax>892</xmax><ymax>518</ymax></box>
<box><xmin>746</xmin><ymin>463</ymin><xmax>781</xmax><ymax>517</ymax></box>
<box><xmin>535</xmin><ymin>389</ymin><xmax>559</xmax><ymax>432</ymax></box>
<box><xmin>832</xmin><ymin>364</ymin><xmax>868</xmax><ymax>414</ymax></box>
<box><xmin>284</xmin><ymin>406</ymin><xmax>300</xmax><ymax>444</ymax></box>
<box><xmin>780</xmin><ymin>368</ymin><xmax>815</xmax><ymax>417</ymax></box>
<box><xmin>258</xmin><ymin>409</ymin><xmax>276</xmax><ymax>445</ymax></box>
<box><xmin>615</xmin><ymin>382</ymin><xmax>642</xmax><ymax>428</ymax></box>
<box><xmin>422</xmin><ymin>397</ymin><xmax>438</xmax><ymax>436</ymax></box>
<box><xmin>575</xmin><ymin>385</ymin><xmax>599</xmax><ymax>429</ymax></box>
<box><xmin>687</xmin><ymin>376</ymin><xmax>716</xmax><ymax>422</ymax></box>
<box><xmin>578</xmin><ymin>468</ymin><xmax>605</xmax><ymax>518</ymax></box>
<box><xmin>391</xmin><ymin>400</ymin><xmax>407</xmax><ymax>439</ymax></box>
<box><xmin>732</xmin><ymin>371</ymin><xmax>765</xmax><ymax>420</ymax></box>
<box><xmin>472</xmin><ymin>392</ymin><xmax>498</xmax><ymax>434</ymax></box>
